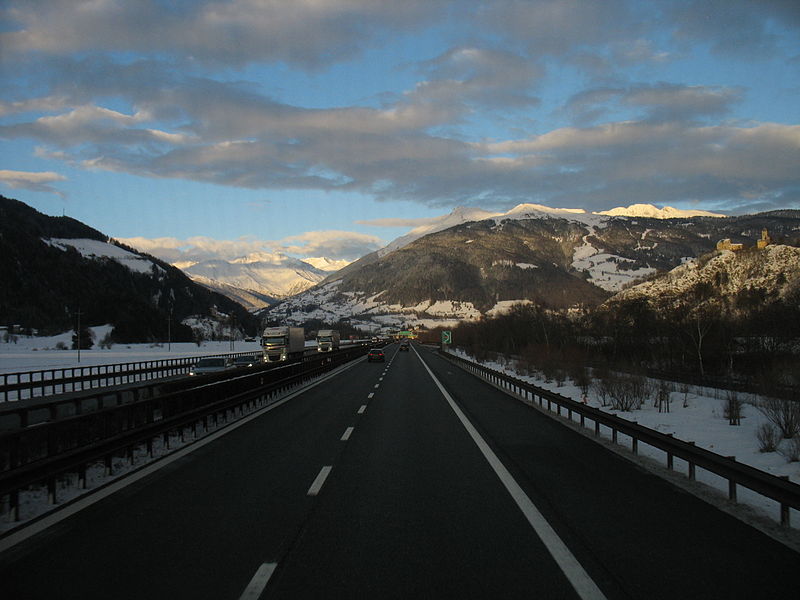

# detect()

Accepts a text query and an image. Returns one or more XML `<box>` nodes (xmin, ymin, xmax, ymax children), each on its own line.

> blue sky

<box><xmin>1</xmin><ymin>1</ymin><xmax>799</xmax><ymax>265</ymax></box>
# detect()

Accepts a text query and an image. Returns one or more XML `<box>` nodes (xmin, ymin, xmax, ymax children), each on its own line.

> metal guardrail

<box><xmin>0</xmin><ymin>345</ymin><xmax>369</xmax><ymax>526</ymax></box>
<box><xmin>441</xmin><ymin>350</ymin><xmax>800</xmax><ymax>528</ymax></box>
<box><xmin>0</xmin><ymin>351</ymin><xmax>260</xmax><ymax>402</ymax></box>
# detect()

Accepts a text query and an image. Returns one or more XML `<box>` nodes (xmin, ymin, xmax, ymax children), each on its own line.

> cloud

<box><xmin>356</xmin><ymin>217</ymin><xmax>437</xmax><ymax>228</ymax></box>
<box><xmin>667</xmin><ymin>0</ymin><xmax>800</xmax><ymax>56</ymax></box>
<box><xmin>120</xmin><ymin>230</ymin><xmax>384</xmax><ymax>264</ymax></box>
<box><xmin>479</xmin><ymin>121</ymin><xmax>800</xmax><ymax>211</ymax></box>
<box><xmin>278</xmin><ymin>230</ymin><xmax>384</xmax><ymax>259</ymax></box>
<box><xmin>2</xmin><ymin>0</ymin><xmax>445</xmax><ymax>68</ymax></box>
<box><xmin>564</xmin><ymin>83</ymin><xmax>744</xmax><ymax>125</ymax></box>
<box><xmin>0</xmin><ymin>169</ymin><xmax>67</xmax><ymax>196</ymax></box>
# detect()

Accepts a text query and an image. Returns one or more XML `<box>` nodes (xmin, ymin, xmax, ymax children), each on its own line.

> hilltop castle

<box><xmin>716</xmin><ymin>228</ymin><xmax>771</xmax><ymax>252</ymax></box>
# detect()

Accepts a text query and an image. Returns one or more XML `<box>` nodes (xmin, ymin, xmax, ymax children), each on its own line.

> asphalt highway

<box><xmin>0</xmin><ymin>343</ymin><xmax>796</xmax><ymax>599</ymax></box>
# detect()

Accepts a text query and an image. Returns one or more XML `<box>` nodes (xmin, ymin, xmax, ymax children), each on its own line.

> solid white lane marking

<box><xmin>358</xmin><ymin>405</ymin><xmax>367</xmax><ymax>414</ymax></box>
<box><xmin>368</xmin><ymin>392</ymin><xmax>374</xmax><ymax>399</ymax></box>
<box><xmin>307</xmin><ymin>466</ymin><xmax>332</xmax><ymax>496</ymax></box>
<box><xmin>341</xmin><ymin>427</ymin><xmax>354</xmax><ymax>441</ymax></box>
<box><xmin>414</xmin><ymin>348</ymin><xmax>608</xmax><ymax>600</ymax></box>
<box><xmin>238</xmin><ymin>562</ymin><xmax>277</xmax><ymax>600</ymax></box>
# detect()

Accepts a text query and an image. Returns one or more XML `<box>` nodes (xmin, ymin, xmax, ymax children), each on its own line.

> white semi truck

<box><xmin>261</xmin><ymin>326</ymin><xmax>305</xmax><ymax>362</ymax></box>
<box><xmin>316</xmin><ymin>329</ymin><xmax>340</xmax><ymax>352</ymax></box>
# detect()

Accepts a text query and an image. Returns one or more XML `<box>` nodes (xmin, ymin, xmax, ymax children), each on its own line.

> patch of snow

<box><xmin>572</xmin><ymin>238</ymin><xmax>656</xmax><ymax>292</ymax></box>
<box><xmin>486</xmin><ymin>300</ymin><xmax>532</xmax><ymax>317</ymax></box>
<box><xmin>45</xmin><ymin>238</ymin><xmax>158</xmax><ymax>275</ymax></box>
<box><xmin>516</xmin><ymin>263</ymin><xmax>538</xmax><ymax>270</ymax></box>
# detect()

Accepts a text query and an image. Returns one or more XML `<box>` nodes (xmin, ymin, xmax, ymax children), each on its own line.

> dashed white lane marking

<box><xmin>414</xmin><ymin>348</ymin><xmax>608</xmax><ymax>600</ymax></box>
<box><xmin>307</xmin><ymin>466</ymin><xmax>332</xmax><ymax>496</ymax></box>
<box><xmin>379</xmin><ymin>377</ymin><xmax>384</xmax><ymax>381</ymax></box>
<box><xmin>0</xmin><ymin>355</ymin><xmax>366</xmax><ymax>554</ymax></box>
<box><xmin>368</xmin><ymin>392</ymin><xmax>374</xmax><ymax>399</ymax></box>
<box><xmin>238</xmin><ymin>562</ymin><xmax>277</xmax><ymax>600</ymax></box>
<box><xmin>358</xmin><ymin>405</ymin><xmax>367</xmax><ymax>414</ymax></box>
<box><xmin>374</xmin><ymin>383</ymin><xmax>380</xmax><ymax>389</ymax></box>
<box><xmin>341</xmin><ymin>427</ymin><xmax>354</xmax><ymax>441</ymax></box>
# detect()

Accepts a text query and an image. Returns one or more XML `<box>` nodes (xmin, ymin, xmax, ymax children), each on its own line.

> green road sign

<box><xmin>442</xmin><ymin>330</ymin><xmax>452</xmax><ymax>345</ymax></box>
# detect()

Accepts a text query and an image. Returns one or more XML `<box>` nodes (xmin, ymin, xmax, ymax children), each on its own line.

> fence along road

<box><xmin>1</xmin><ymin>343</ymin><xmax>797</xmax><ymax>599</ymax></box>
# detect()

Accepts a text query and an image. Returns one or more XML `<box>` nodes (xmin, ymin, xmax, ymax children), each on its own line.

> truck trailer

<box><xmin>261</xmin><ymin>326</ymin><xmax>305</xmax><ymax>362</ymax></box>
<box><xmin>316</xmin><ymin>329</ymin><xmax>340</xmax><ymax>352</ymax></box>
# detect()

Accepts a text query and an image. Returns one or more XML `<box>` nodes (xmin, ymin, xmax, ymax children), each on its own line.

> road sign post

<box><xmin>441</xmin><ymin>330</ymin><xmax>452</xmax><ymax>347</ymax></box>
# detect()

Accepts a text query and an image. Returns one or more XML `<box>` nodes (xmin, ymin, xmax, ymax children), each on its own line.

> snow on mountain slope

<box><xmin>572</xmin><ymin>237</ymin><xmax>656</xmax><ymax>292</ymax></box>
<box><xmin>597</xmin><ymin>203</ymin><xmax>725</xmax><ymax>219</ymax></box>
<box><xmin>497</xmin><ymin>203</ymin><xmax>607</xmax><ymax>226</ymax></box>
<box><xmin>608</xmin><ymin>244</ymin><xmax>800</xmax><ymax>311</ymax></box>
<box><xmin>44</xmin><ymin>238</ymin><xmax>161</xmax><ymax>275</ymax></box>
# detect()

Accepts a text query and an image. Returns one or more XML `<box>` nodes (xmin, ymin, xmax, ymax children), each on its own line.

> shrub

<box><xmin>756</xmin><ymin>423</ymin><xmax>780</xmax><ymax>452</ymax></box>
<box><xmin>608</xmin><ymin>372</ymin><xmax>652</xmax><ymax>412</ymax></box>
<box><xmin>757</xmin><ymin>397</ymin><xmax>800</xmax><ymax>439</ymax></box>
<box><xmin>779</xmin><ymin>436</ymin><xmax>800</xmax><ymax>462</ymax></box>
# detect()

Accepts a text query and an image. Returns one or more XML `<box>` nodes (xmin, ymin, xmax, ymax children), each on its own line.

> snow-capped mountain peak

<box><xmin>596</xmin><ymin>203</ymin><xmax>725</xmax><ymax>219</ymax></box>
<box><xmin>378</xmin><ymin>206</ymin><xmax>502</xmax><ymax>256</ymax></box>
<box><xmin>304</xmin><ymin>256</ymin><xmax>351</xmax><ymax>272</ymax></box>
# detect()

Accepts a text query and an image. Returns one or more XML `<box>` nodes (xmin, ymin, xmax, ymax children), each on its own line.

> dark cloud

<box><xmin>2</xmin><ymin>0</ymin><xmax>446</xmax><ymax>69</ymax></box>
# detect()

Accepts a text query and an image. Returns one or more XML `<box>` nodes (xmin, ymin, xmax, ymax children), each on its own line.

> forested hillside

<box><xmin>0</xmin><ymin>196</ymin><xmax>258</xmax><ymax>342</ymax></box>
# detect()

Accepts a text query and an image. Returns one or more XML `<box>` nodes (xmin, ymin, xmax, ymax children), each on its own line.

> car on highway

<box><xmin>189</xmin><ymin>357</ymin><xmax>234</xmax><ymax>376</ymax></box>
<box><xmin>399</xmin><ymin>342</ymin><xmax>410</xmax><ymax>351</ymax></box>
<box><xmin>233</xmin><ymin>355</ymin><xmax>260</xmax><ymax>368</ymax></box>
<box><xmin>367</xmin><ymin>348</ymin><xmax>385</xmax><ymax>362</ymax></box>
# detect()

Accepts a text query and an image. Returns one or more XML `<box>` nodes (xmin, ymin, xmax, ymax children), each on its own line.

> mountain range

<box><xmin>4</xmin><ymin>193</ymin><xmax>799</xmax><ymax>342</ymax></box>
<box><xmin>264</xmin><ymin>204</ymin><xmax>800</xmax><ymax>332</ymax></box>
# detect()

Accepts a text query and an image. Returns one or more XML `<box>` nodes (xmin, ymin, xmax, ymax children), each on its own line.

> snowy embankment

<box><xmin>451</xmin><ymin>349</ymin><xmax>799</xmax><ymax>531</ymax></box>
<box><xmin>0</xmin><ymin>327</ymin><xmax>264</xmax><ymax>375</ymax></box>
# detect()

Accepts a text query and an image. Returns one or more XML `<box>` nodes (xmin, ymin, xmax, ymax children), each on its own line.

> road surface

<box><xmin>1</xmin><ymin>344</ymin><xmax>796</xmax><ymax>599</ymax></box>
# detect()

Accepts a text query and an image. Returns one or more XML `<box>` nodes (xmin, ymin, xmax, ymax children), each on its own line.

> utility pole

<box><xmin>230</xmin><ymin>313</ymin><xmax>236</xmax><ymax>351</ymax></box>
<box><xmin>168</xmin><ymin>307</ymin><xmax>172</xmax><ymax>352</ymax></box>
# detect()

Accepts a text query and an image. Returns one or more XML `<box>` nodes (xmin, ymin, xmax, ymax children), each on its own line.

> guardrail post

<box><xmin>48</xmin><ymin>477</ymin><xmax>57</xmax><ymax>505</ymax></box>
<box><xmin>632</xmin><ymin>436</ymin><xmax>638</xmax><ymax>455</ymax></box>
<box><xmin>8</xmin><ymin>490</ymin><xmax>20</xmax><ymax>522</ymax></box>
<box><xmin>779</xmin><ymin>477</ymin><xmax>791</xmax><ymax>526</ymax></box>
<box><xmin>726</xmin><ymin>457</ymin><xmax>737</xmax><ymax>502</ymax></box>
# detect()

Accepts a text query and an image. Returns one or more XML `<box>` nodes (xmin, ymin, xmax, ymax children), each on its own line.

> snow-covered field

<box><xmin>0</xmin><ymin>326</ymin><xmax>265</xmax><ymax>375</ymax></box>
<box><xmin>450</xmin><ymin>349</ymin><xmax>800</xmax><ymax>533</ymax></box>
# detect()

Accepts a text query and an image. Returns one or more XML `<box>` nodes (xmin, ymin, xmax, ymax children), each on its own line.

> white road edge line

<box><xmin>341</xmin><ymin>427</ymin><xmax>354</xmax><ymax>441</ymax></box>
<box><xmin>238</xmin><ymin>562</ymin><xmax>277</xmax><ymax>600</ymax></box>
<box><xmin>0</xmin><ymin>357</ymin><xmax>365</xmax><ymax>554</ymax></box>
<box><xmin>413</xmin><ymin>347</ymin><xmax>608</xmax><ymax>600</ymax></box>
<box><xmin>307</xmin><ymin>466</ymin><xmax>332</xmax><ymax>496</ymax></box>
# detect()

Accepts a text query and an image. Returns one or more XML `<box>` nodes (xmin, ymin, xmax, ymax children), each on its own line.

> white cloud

<box><xmin>119</xmin><ymin>230</ymin><xmax>383</xmax><ymax>265</ymax></box>
<box><xmin>0</xmin><ymin>169</ymin><xmax>67</xmax><ymax>196</ymax></box>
